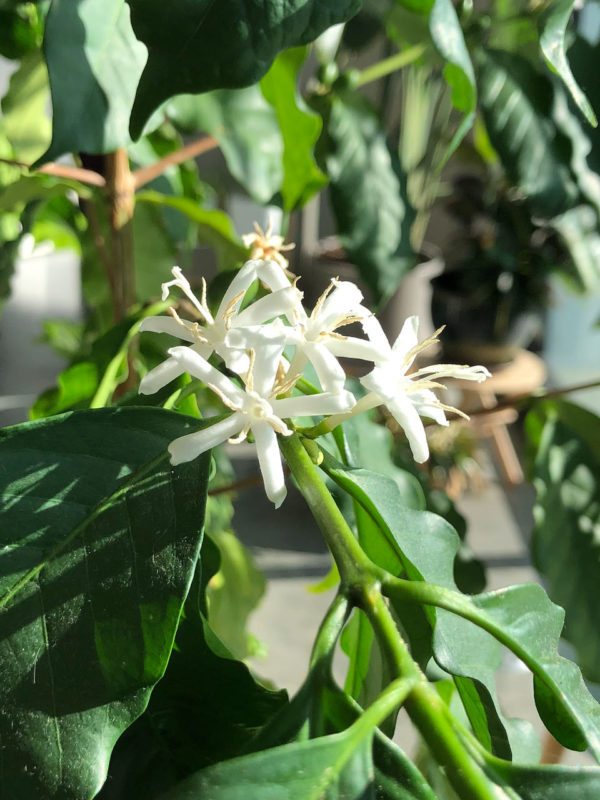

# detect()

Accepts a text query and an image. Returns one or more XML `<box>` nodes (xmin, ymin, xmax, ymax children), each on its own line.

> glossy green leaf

<box><xmin>160</xmin><ymin>721</ymin><xmax>374</xmax><ymax>800</ymax></box>
<box><xmin>167</xmin><ymin>87</ymin><xmax>284</xmax><ymax>205</ymax></box>
<box><xmin>539</xmin><ymin>0</ymin><xmax>596</xmax><ymax>127</ymax></box>
<box><xmin>313</xmin><ymin>89</ymin><xmax>415</xmax><ymax>304</ymax></box>
<box><xmin>136</xmin><ymin>191</ymin><xmax>249</xmax><ymax>268</ymax></box>
<box><xmin>341</xmin><ymin>609</ymin><xmax>394</xmax><ymax>728</ymax></box>
<box><xmin>340</xmin><ymin>413</ymin><xmax>426</xmax><ymax>511</ymax></box>
<box><xmin>0</xmin><ymin>172</ymin><xmax>92</xmax><ymax>212</ymax></box>
<box><xmin>394</xmin><ymin>578</ymin><xmax>600</xmax><ymax>759</ymax></box>
<box><xmin>322</xmin><ymin>686</ymin><xmax>438</xmax><ymax>800</ymax></box>
<box><xmin>477</xmin><ymin>48</ymin><xmax>579</xmax><ymax>218</ymax></box>
<box><xmin>337</xmin><ymin>411</ymin><xmax>480</xmax><ymax>595</ymax></box>
<box><xmin>207</xmin><ymin>529</ymin><xmax>267</xmax><ymax>660</ymax></box>
<box><xmin>30</xmin><ymin>302</ymin><xmax>169</xmax><ymax>419</ymax></box>
<box><xmin>0</xmin><ymin>407</ymin><xmax>211</xmax><ymax>800</ymax></box>
<box><xmin>429</xmin><ymin>0</ymin><xmax>475</xmax><ymax>114</ymax></box>
<box><xmin>248</xmin><ymin>674</ymin><xmax>436</xmax><ymax>800</ymax></box>
<box><xmin>127</xmin><ymin>0</ymin><xmax>361</xmax><ymax>137</ymax></box>
<box><xmin>394</xmin><ymin>0</ymin><xmax>434</xmax><ymax>13</ymax></box>
<box><xmin>133</xmin><ymin>201</ymin><xmax>177</xmax><ymax>301</ymax></box>
<box><xmin>260</xmin><ymin>47</ymin><xmax>327</xmax><ymax>210</ymax></box>
<box><xmin>481</xmin><ymin>752</ymin><xmax>600</xmax><ymax>799</ymax></box>
<box><xmin>97</xmin><ymin>538</ymin><xmax>286</xmax><ymax>799</ymax></box>
<box><xmin>526</xmin><ymin>400</ymin><xmax>600</xmax><ymax>683</ymax></box>
<box><xmin>0</xmin><ymin>1</ymin><xmax>44</xmax><ymax>60</ymax></box>
<box><xmin>322</xmin><ymin>457</ymin><xmax>538</xmax><ymax>761</ymax></box>
<box><xmin>40</xmin><ymin>0</ymin><xmax>147</xmax><ymax>162</ymax></box>
<box><xmin>550</xmin><ymin>205</ymin><xmax>600</xmax><ymax>290</ymax></box>
<box><xmin>0</xmin><ymin>48</ymin><xmax>51</xmax><ymax>162</ymax></box>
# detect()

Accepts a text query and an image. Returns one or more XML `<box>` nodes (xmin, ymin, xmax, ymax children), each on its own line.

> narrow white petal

<box><xmin>139</xmin><ymin>357</ymin><xmax>184</xmax><ymax>395</ymax></box>
<box><xmin>169</xmin><ymin>414</ymin><xmax>244</xmax><ymax>464</ymax></box>
<box><xmin>325</xmin><ymin>335</ymin><xmax>381</xmax><ymax>363</ymax></box>
<box><xmin>256</xmin><ymin>259</ymin><xmax>293</xmax><ymax>291</ymax></box>
<box><xmin>284</xmin><ymin>349</ymin><xmax>308</xmax><ymax>385</ymax></box>
<box><xmin>303</xmin><ymin>343</ymin><xmax>346</xmax><ymax>392</ymax></box>
<box><xmin>235</xmin><ymin>286</ymin><xmax>302</xmax><ymax>326</ymax></box>
<box><xmin>252</xmin><ymin>421</ymin><xmax>287</xmax><ymax>508</ymax></box>
<box><xmin>360</xmin><ymin>365</ymin><xmax>398</xmax><ymax>402</ymax></box>
<box><xmin>273</xmin><ymin>390</ymin><xmax>356</xmax><ymax>419</ymax></box>
<box><xmin>248</xmin><ymin>330</ymin><xmax>286</xmax><ymax>396</ymax></box>
<box><xmin>411</xmin><ymin>389</ymin><xmax>448</xmax><ymax>426</ymax></box>
<box><xmin>387</xmin><ymin>395</ymin><xmax>430</xmax><ymax>463</ymax></box>
<box><xmin>168</xmin><ymin>346</ymin><xmax>246</xmax><ymax>406</ymax></box>
<box><xmin>138</xmin><ymin>316</ymin><xmax>197</xmax><ymax>343</ymax></box>
<box><xmin>220</xmin><ymin>347</ymin><xmax>251</xmax><ymax>376</ymax></box>
<box><xmin>392</xmin><ymin>316</ymin><xmax>419</xmax><ymax>360</ymax></box>
<box><xmin>316</xmin><ymin>281</ymin><xmax>364</xmax><ymax>330</ymax></box>
<box><xmin>216</xmin><ymin>260</ymin><xmax>259</xmax><ymax>317</ymax></box>
<box><xmin>360</xmin><ymin>314</ymin><xmax>391</xmax><ymax>357</ymax></box>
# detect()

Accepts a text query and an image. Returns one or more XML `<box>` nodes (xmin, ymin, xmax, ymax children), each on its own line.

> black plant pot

<box><xmin>431</xmin><ymin>270</ymin><xmax>541</xmax><ymax>366</ymax></box>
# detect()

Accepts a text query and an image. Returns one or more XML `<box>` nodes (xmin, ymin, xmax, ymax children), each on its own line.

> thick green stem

<box><xmin>365</xmin><ymin>592</ymin><xmax>502</xmax><ymax>800</ymax></box>
<box><xmin>282</xmin><ymin>432</ymin><xmax>502</xmax><ymax>800</ymax></box>
<box><xmin>310</xmin><ymin>591</ymin><xmax>351</xmax><ymax>673</ymax></box>
<box><xmin>279</xmin><ymin>434</ymin><xmax>375</xmax><ymax>584</ymax></box>
<box><xmin>308</xmin><ymin>592</ymin><xmax>352</xmax><ymax>737</ymax></box>
<box><xmin>356</xmin><ymin>44</ymin><xmax>428</xmax><ymax>88</ymax></box>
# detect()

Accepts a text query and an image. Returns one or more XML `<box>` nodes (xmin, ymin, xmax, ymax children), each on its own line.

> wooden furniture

<box><xmin>448</xmin><ymin>349</ymin><xmax>547</xmax><ymax>485</ymax></box>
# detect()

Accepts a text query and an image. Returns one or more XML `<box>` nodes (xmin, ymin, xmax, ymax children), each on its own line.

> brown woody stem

<box><xmin>133</xmin><ymin>135</ymin><xmax>219</xmax><ymax>189</ymax></box>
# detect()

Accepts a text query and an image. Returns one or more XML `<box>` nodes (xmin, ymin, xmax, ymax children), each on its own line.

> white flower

<box><xmin>139</xmin><ymin>261</ymin><xmax>302</xmax><ymax>394</ymax></box>
<box><xmin>285</xmin><ymin>278</ymin><xmax>381</xmax><ymax>392</ymax></box>
<box><xmin>330</xmin><ymin>316</ymin><xmax>491</xmax><ymax>463</ymax></box>
<box><xmin>163</xmin><ymin>345</ymin><xmax>355</xmax><ymax>507</ymax></box>
<box><xmin>242</xmin><ymin>220</ymin><xmax>295</xmax><ymax>273</ymax></box>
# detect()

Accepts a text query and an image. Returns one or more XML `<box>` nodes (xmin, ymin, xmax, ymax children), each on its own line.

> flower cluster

<box><xmin>139</xmin><ymin>249</ymin><xmax>490</xmax><ymax>507</ymax></box>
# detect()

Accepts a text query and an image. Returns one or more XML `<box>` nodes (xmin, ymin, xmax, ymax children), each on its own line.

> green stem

<box><xmin>279</xmin><ymin>434</ymin><xmax>376</xmax><ymax>585</ymax></box>
<box><xmin>282</xmin><ymin>433</ymin><xmax>502</xmax><ymax>799</ymax></box>
<box><xmin>381</xmin><ymin>575</ymin><xmax>548</xmax><ymax>684</ymax></box>
<box><xmin>308</xmin><ymin>591</ymin><xmax>352</xmax><ymax>737</ymax></box>
<box><xmin>356</xmin><ymin>44</ymin><xmax>428</xmax><ymax>88</ymax></box>
<box><xmin>310</xmin><ymin>591</ymin><xmax>351</xmax><ymax>672</ymax></box>
<box><xmin>365</xmin><ymin>592</ymin><xmax>501</xmax><ymax>800</ymax></box>
<box><xmin>351</xmin><ymin>675</ymin><xmax>418</xmax><ymax>738</ymax></box>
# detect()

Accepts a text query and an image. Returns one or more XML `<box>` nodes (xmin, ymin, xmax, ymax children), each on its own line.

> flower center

<box><xmin>246</xmin><ymin>392</ymin><xmax>274</xmax><ymax>420</ymax></box>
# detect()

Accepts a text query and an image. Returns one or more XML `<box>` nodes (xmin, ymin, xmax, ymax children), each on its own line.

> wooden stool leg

<box><xmin>477</xmin><ymin>390</ymin><xmax>524</xmax><ymax>486</ymax></box>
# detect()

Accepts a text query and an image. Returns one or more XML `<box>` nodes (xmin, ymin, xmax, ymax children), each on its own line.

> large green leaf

<box><xmin>313</xmin><ymin>89</ymin><xmax>415</xmax><ymax>305</ymax></box>
<box><xmin>0</xmin><ymin>172</ymin><xmax>92</xmax><ymax>212</ymax></box>
<box><xmin>160</xmin><ymin>721</ymin><xmax>374</xmax><ymax>800</ymax></box>
<box><xmin>476</xmin><ymin>48</ymin><xmax>579</xmax><ymax>218</ymax></box>
<box><xmin>539</xmin><ymin>0</ymin><xmax>596</xmax><ymax>127</ymax></box>
<box><xmin>526</xmin><ymin>400</ymin><xmax>600</xmax><ymax>683</ymax></box>
<box><xmin>0</xmin><ymin>407</ymin><xmax>211</xmax><ymax>800</ymax></box>
<box><xmin>126</xmin><ymin>0</ymin><xmax>361</xmax><ymax>137</ymax></box>
<box><xmin>393</xmin><ymin>0</ymin><xmax>475</xmax><ymax>159</ymax></box>
<box><xmin>97</xmin><ymin>538</ymin><xmax>286</xmax><ymax>799</ymax></box>
<box><xmin>428</xmin><ymin>0</ymin><xmax>475</xmax><ymax>113</ymax></box>
<box><xmin>40</xmin><ymin>0</ymin><xmax>147</xmax><ymax>162</ymax></box>
<box><xmin>136</xmin><ymin>191</ymin><xmax>249</xmax><ymax>268</ymax></box>
<box><xmin>0</xmin><ymin>1</ymin><xmax>44</xmax><ymax>60</ymax></box>
<box><xmin>30</xmin><ymin>302</ymin><xmax>169</xmax><ymax>419</ymax></box>
<box><xmin>0</xmin><ymin>48</ymin><xmax>51</xmax><ymax>162</ymax></box>
<box><xmin>167</xmin><ymin>86</ymin><xmax>284</xmax><ymax>205</ymax></box>
<box><xmin>550</xmin><ymin>205</ymin><xmax>600</xmax><ymax>290</ymax></box>
<box><xmin>481</xmin><ymin>752</ymin><xmax>600</xmax><ymax>799</ymax></box>
<box><xmin>322</xmin><ymin>457</ymin><xmax>539</xmax><ymax>762</ymax></box>
<box><xmin>260</xmin><ymin>47</ymin><xmax>327</xmax><ymax>210</ymax></box>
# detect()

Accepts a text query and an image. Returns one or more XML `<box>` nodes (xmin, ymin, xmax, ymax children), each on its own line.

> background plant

<box><xmin>1</xmin><ymin>1</ymin><xmax>600</xmax><ymax>799</ymax></box>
